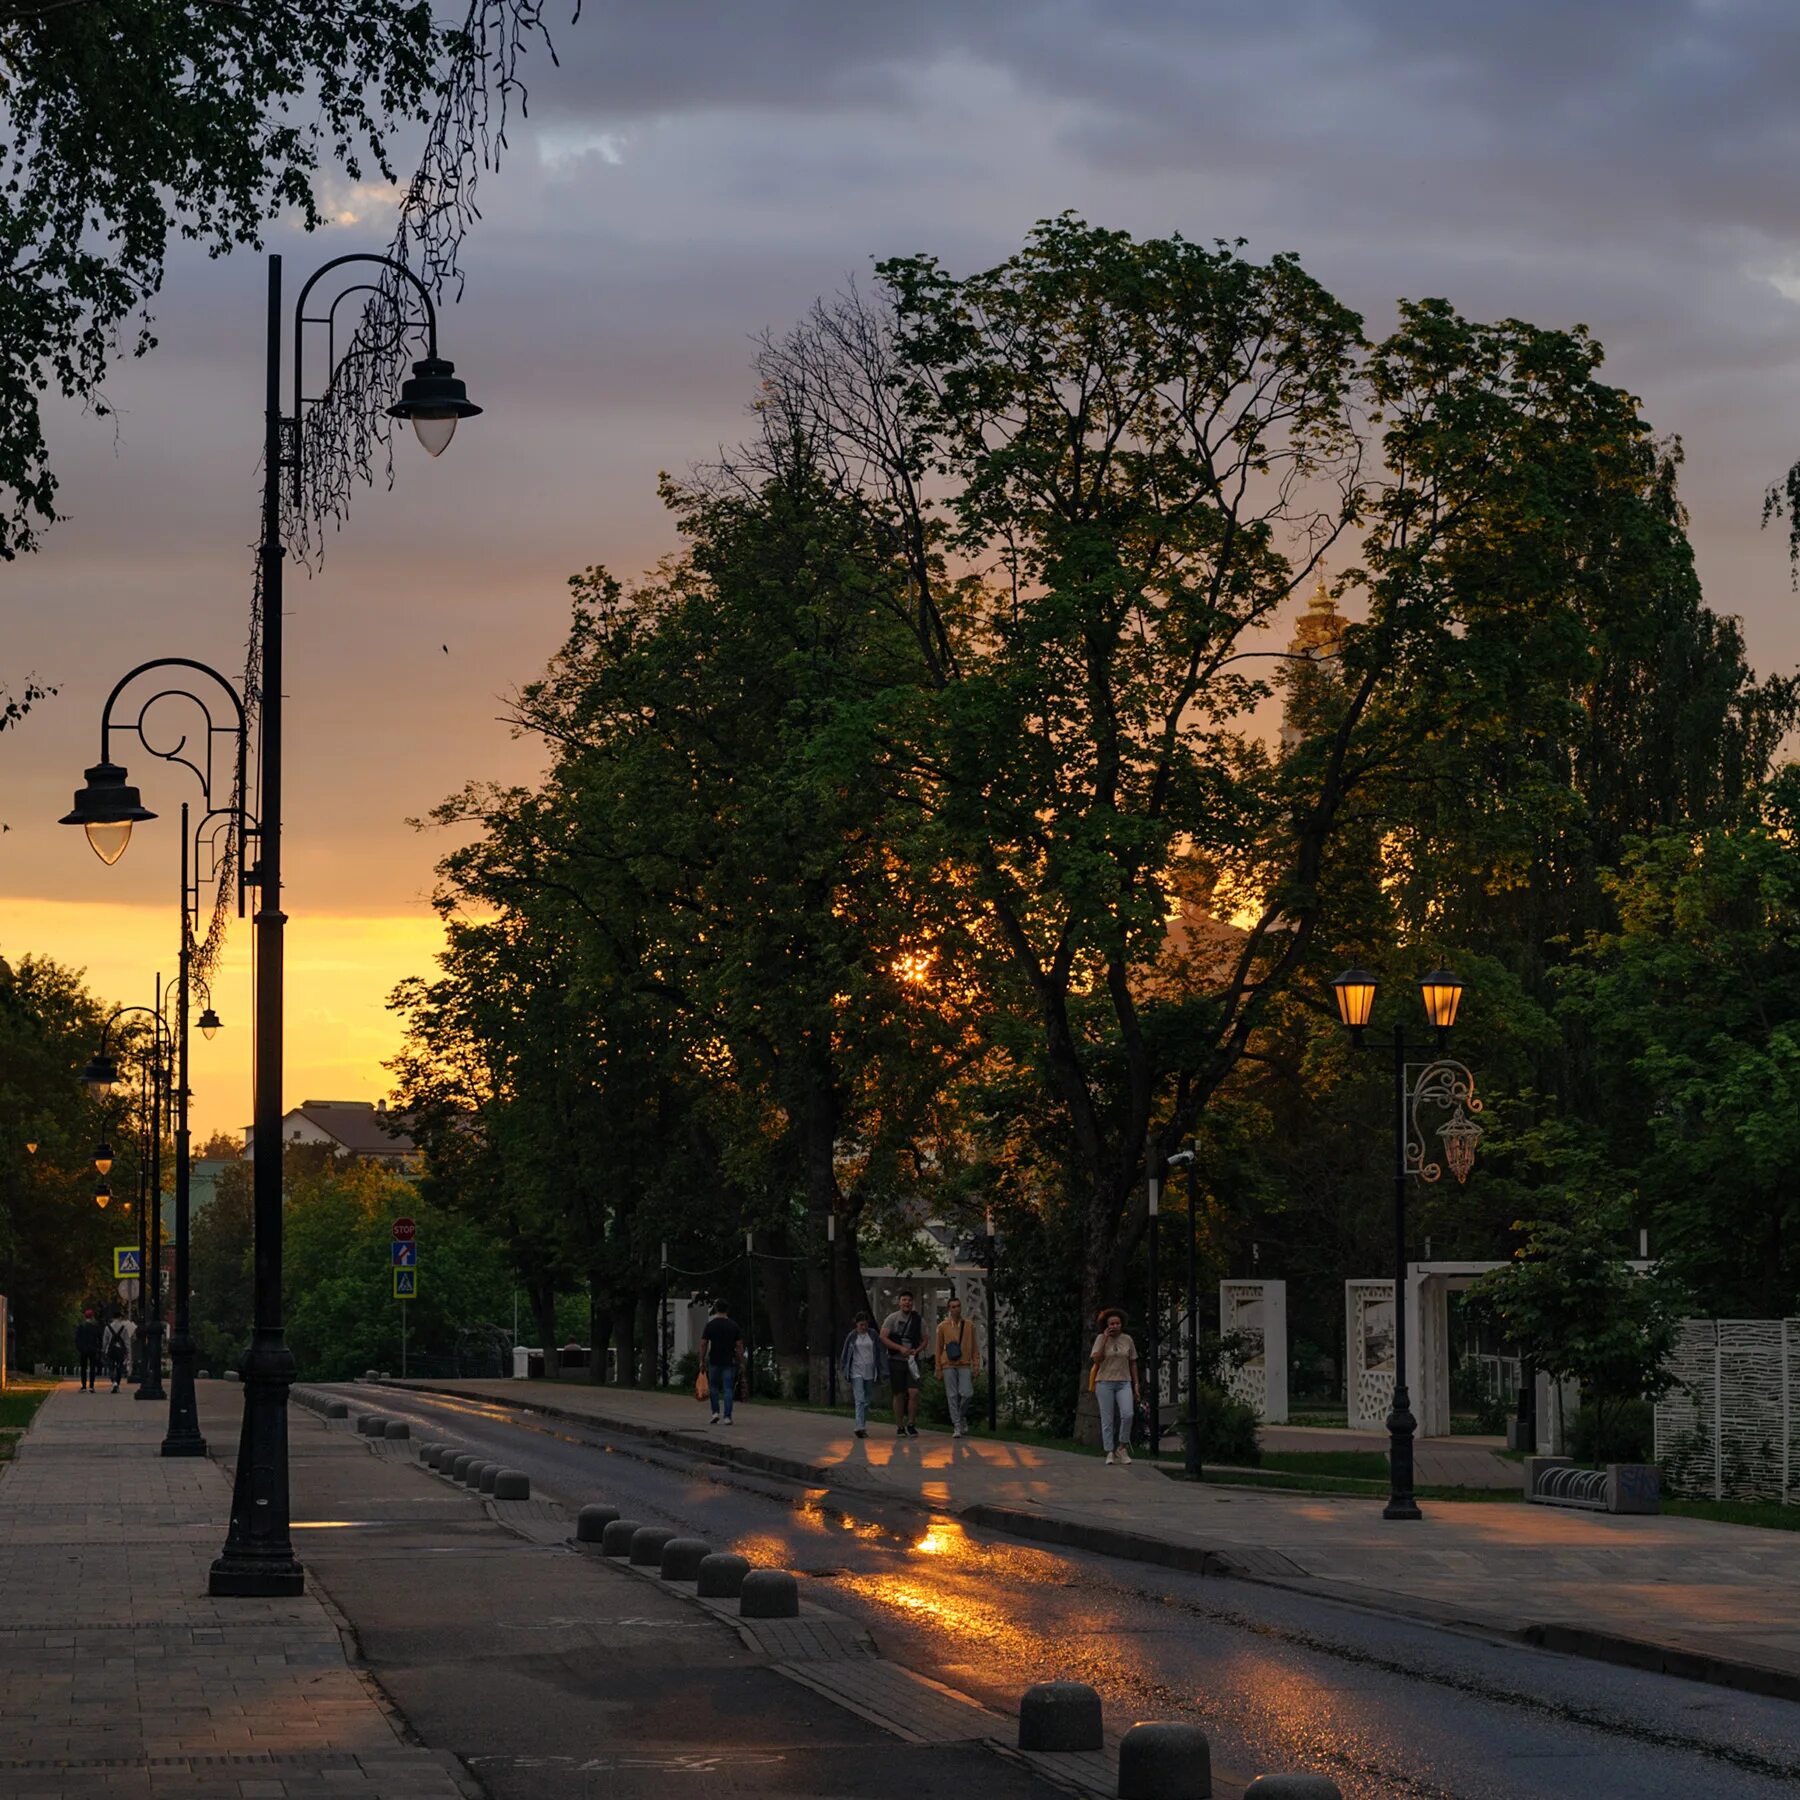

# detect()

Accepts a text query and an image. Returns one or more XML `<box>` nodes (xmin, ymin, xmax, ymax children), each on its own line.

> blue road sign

<box><xmin>391</xmin><ymin>1240</ymin><xmax>417</xmax><ymax>1267</ymax></box>
<box><xmin>393</xmin><ymin>1267</ymin><xmax>417</xmax><ymax>1299</ymax></box>
<box><xmin>114</xmin><ymin>1247</ymin><xmax>141</xmax><ymax>1278</ymax></box>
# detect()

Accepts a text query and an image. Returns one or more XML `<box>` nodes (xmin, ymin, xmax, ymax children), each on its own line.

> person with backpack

<box><xmin>699</xmin><ymin>1299</ymin><xmax>745</xmax><ymax>1426</ymax></box>
<box><xmin>1089</xmin><ymin>1307</ymin><xmax>1141</xmax><ymax>1465</ymax></box>
<box><xmin>932</xmin><ymin>1295</ymin><xmax>981</xmax><ymax>1437</ymax></box>
<box><xmin>838</xmin><ymin>1312</ymin><xmax>881</xmax><ymax>1437</ymax></box>
<box><xmin>102</xmin><ymin>1312</ymin><xmax>133</xmax><ymax>1392</ymax></box>
<box><xmin>880</xmin><ymin>1288</ymin><xmax>925</xmax><ymax>1437</ymax></box>
<box><xmin>74</xmin><ymin>1308</ymin><xmax>102</xmax><ymax>1391</ymax></box>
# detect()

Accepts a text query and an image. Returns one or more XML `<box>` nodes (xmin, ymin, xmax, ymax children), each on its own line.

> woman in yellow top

<box><xmin>1089</xmin><ymin>1308</ymin><xmax>1139</xmax><ymax>1465</ymax></box>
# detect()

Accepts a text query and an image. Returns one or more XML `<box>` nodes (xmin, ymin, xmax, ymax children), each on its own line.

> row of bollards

<box><xmin>1013</xmin><ymin>1679</ymin><xmax>1341</xmax><ymax>1800</ymax></box>
<box><xmin>414</xmin><ymin>1441</ymin><xmax>530</xmax><ymax>1500</ymax></box>
<box><xmin>574</xmin><ymin>1502</ymin><xmax>800</xmax><ymax>1618</ymax></box>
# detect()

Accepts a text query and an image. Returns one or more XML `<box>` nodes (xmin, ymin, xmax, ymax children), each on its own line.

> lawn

<box><xmin>1662</xmin><ymin>1496</ymin><xmax>1800</xmax><ymax>1532</ymax></box>
<box><xmin>0</xmin><ymin>1382</ymin><xmax>55</xmax><ymax>1463</ymax></box>
<box><xmin>1259</xmin><ymin>1449</ymin><xmax>1391</xmax><ymax>1481</ymax></box>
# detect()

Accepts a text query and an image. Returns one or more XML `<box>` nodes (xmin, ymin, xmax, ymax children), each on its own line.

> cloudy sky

<box><xmin>8</xmin><ymin>0</ymin><xmax>1800</xmax><ymax>1138</ymax></box>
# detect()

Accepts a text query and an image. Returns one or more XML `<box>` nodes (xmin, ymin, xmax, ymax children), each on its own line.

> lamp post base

<box><xmin>1182</xmin><ymin>1419</ymin><xmax>1204</xmax><ymax>1481</ymax></box>
<box><xmin>208</xmin><ymin>1336</ymin><xmax>304</xmax><ymax>1598</ymax></box>
<box><xmin>1385</xmin><ymin>1389</ymin><xmax>1423</xmax><ymax>1520</ymax></box>
<box><xmin>161</xmin><ymin>1330</ymin><xmax>207</xmax><ymax>1457</ymax></box>
<box><xmin>134</xmin><ymin>1323</ymin><xmax>166</xmax><ymax>1401</ymax></box>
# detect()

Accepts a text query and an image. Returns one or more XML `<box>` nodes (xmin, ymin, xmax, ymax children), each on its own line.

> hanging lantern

<box><xmin>1438</xmin><ymin>1107</ymin><xmax>1483</xmax><ymax>1184</ymax></box>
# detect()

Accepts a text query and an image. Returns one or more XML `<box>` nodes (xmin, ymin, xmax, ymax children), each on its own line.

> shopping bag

<box><xmin>695</xmin><ymin>1368</ymin><xmax>710</xmax><ymax>1403</ymax></box>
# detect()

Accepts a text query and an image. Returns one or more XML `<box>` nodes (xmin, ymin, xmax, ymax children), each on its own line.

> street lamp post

<box><xmin>984</xmin><ymin>1208</ymin><xmax>998</xmax><ymax>1432</ymax></box>
<box><xmin>1330</xmin><ymin>966</ymin><xmax>1481</xmax><ymax>1520</ymax></box>
<box><xmin>62</xmin><ymin>659</ymin><xmax>248</xmax><ymax>1456</ymax></box>
<box><xmin>61</xmin><ymin>252</ymin><xmax>478</xmax><ymax>1595</ymax></box>
<box><xmin>1146</xmin><ymin>1143</ymin><xmax>1160</xmax><ymax>1454</ymax></box>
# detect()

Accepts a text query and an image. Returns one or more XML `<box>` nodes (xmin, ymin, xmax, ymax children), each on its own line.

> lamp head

<box><xmin>81</xmin><ymin>1052</ymin><xmax>118</xmax><ymax>1101</ymax></box>
<box><xmin>1330</xmin><ymin>967</ymin><xmax>1379</xmax><ymax>1035</ymax></box>
<box><xmin>387</xmin><ymin>356</ymin><xmax>481</xmax><ymax>457</ymax></box>
<box><xmin>1419</xmin><ymin>968</ymin><xmax>1464</xmax><ymax>1032</ymax></box>
<box><xmin>60</xmin><ymin>761</ymin><xmax>156</xmax><ymax>865</ymax></box>
<box><xmin>197</xmin><ymin>1006</ymin><xmax>222</xmax><ymax>1041</ymax></box>
<box><xmin>95</xmin><ymin>1181</ymin><xmax>110</xmax><ymax>1210</ymax></box>
<box><xmin>24</xmin><ymin>1140</ymin><xmax>36</xmax><ymax>1155</ymax></box>
<box><xmin>93</xmin><ymin>1140</ymin><xmax>114</xmax><ymax>1176</ymax></box>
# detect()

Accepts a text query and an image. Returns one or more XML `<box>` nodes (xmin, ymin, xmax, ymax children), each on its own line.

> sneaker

<box><xmin>721</xmin><ymin>1417</ymin><xmax>733</xmax><ymax>1426</ymax></box>
<box><xmin>907</xmin><ymin>1424</ymin><xmax>919</xmax><ymax>1437</ymax></box>
<box><xmin>1104</xmin><ymin>1450</ymin><xmax>1116</xmax><ymax>1465</ymax></box>
<box><xmin>854</xmin><ymin>1427</ymin><xmax>866</xmax><ymax>1438</ymax></box>
<box><xmin>709</xmin><ymin>1413</ymin><xmax>720</xmax><ymax>1424</ymax></box>
<box><xmin>897</xmin><ymin>1425</ymin><xmax>907</xmax><ymax>1437</ymax></box>
<box><xmin>1118</xmin><ymin>1447</ymin><xmax>1133</xmax><ymax>1465</ymax></box>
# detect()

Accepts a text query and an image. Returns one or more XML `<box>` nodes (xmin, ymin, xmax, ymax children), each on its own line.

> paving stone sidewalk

<box><xmin>0</xmin><ymin>1384</ymin><xmax>474</xmax><ymax>1800</ymax></box>
<box><xmin>400</xmin><ymin>1377</ymin><xmax>1800</xmax><ymax>1697</ymax></box>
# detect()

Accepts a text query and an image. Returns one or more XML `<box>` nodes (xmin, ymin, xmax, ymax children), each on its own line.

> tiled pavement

<box><xmin>401</xmin><ymin>1377</ymin><xmax>1800</xmax><ymax>1693</ymax></box>
<box><xmin>0</xmin><ymin>1385</ymin><xmax>472</xmax><ymax>1800</ymax></box>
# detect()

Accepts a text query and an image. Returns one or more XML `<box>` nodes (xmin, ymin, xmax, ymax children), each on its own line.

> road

<box><xmin>330</xmin><ymin>1384</ymin><xmax>1800</xmax><ymax>1800</ymax></box>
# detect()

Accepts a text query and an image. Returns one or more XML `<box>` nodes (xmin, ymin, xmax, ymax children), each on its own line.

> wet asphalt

<box><xmin>323</xmin><ymin>1384</ymin><xmax>1800</xmax><ymax>1800</ymax></box>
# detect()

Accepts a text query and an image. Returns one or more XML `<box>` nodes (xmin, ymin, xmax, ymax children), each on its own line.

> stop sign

<box><xmin>392</xmin><ymin>1216</ymin><xmax>416</xmax><ymax>1242</ymax></box>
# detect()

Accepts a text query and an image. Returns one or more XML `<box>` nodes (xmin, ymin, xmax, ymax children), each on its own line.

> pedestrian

<box><xmin>932</xmin><ymin>1295</ymin><xmax>981</xmax><ymax>1437</ymax></box>
<box><xmin>880</xmin><ymin>1288</ymin><xmax>925</xmax><ymax>1437</ymax></box>
<box><xmin>700</xmin><ymin>1299</ymin><xmax>744</xmax><ymax>1426</ymax></box>
<box><xmin>839</xmin><ymin>1311</ymin><xmax>881</xmax><ymax>1437</ymax></box>
<box><xmin>74</xmin><ymin>1308</ymin><xmax>101</xmax><ymax>1392</ymax></box>
<box><xmin>1089</xmin><ymin>1307</ymin><xmax>1140</xmax><ymax>1466</ymax></box>
<box><xmin>102</xmin><ymin>1312</ymin><xmax>132</xmax><ymax>1392</ymax></box>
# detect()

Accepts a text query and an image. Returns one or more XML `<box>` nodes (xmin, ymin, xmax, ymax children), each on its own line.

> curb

<box><xmin>365</xmin><ymin>1380</ymin><xmax>1800</xmax><ymax>1709</ymax></box>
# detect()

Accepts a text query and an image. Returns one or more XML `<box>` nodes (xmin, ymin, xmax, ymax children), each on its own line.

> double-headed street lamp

<box><xmin>1329</xmin><ymin>965</ymin><xmax>1482</xmax><ymax>1520</ymax></box>
<box><xmin>64</xmin><ymin>250</ymin><xmax>480</xmax><ymax>1596</ymax></box>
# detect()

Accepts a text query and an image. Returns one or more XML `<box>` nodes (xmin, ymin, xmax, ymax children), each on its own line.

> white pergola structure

<box><xmin>1218</xmin><ymin>1280</ymin><xmax>1288</xmax><ymax>1423</ymax></box>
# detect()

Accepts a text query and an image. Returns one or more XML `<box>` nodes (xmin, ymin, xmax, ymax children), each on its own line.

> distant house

<box><xmin>242</xmin><ymin>1099</ymin><xmax>418</xmax><ymax>1168</ymax></box>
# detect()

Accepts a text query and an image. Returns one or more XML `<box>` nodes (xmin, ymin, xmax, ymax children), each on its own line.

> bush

<box><xmin>1179</xmin><ymin>1383</ymin><xmax>1260</xmax><ymax>1465</ymax></box>
<box><xmin>1569</xmin><ymin>1396</ymin><xmax>1654</xmax><ymax>1465</ymax></box>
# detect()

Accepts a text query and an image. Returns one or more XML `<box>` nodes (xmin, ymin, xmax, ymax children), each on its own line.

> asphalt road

<box><xmin>330</xmin><ymin>1384</ymin><xmax>1800</xmax><ymax>1800</ymax></box>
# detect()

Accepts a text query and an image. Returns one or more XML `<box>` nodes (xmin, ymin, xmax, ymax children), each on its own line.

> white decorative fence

<box><xmin>1218</xmin><ymin>1280</ymin><xmax>1287</xmax><ymax>1423</ymax></box>
<box><xmin>1654</xmin><ymin>1319</ymin><xmax>1800</xmax><ymax>1503</ymax></box>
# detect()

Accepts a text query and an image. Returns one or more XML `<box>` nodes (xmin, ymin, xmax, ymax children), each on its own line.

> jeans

<box><xmin>708</xmin><ymin>1361</ymin><xmax>737</xmax><ymax>1421</ymax></box>
<box><xmin>850</xmin><ymin>1375</ymin><xmax>877</xmax><ymax>1429</ymax></box>
<box><xmin>942</xmin><ymin>1365</ymin><xmax>974</xmax><ymax>1431</ymax></box>
<box><xmin>78</xmin><ymin>1354</ymin><xmax>98</xmax><ymax>1390</ymax></box>
<box><xmin>1096</xmin><ymin>1378</ymin><xmax>1134</xmax><ymax>1452</ymax></box>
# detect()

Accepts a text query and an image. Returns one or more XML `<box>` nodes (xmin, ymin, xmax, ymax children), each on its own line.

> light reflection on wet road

<box><xmin>333</xmin><ymin>1387</ymin><xmax>1800</xmax><ymax>1799</ymax></box>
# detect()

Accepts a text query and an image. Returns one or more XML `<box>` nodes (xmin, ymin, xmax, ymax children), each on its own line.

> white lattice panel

<box><xmin>1346</xmin><ymin>1280</ymin><xmax>1395</xmax><ymax>1430</ymax></box>
<box><xmin>1655</xmin><ymin>1318</ymin><xmax>1800</xmax><ymax>1503</ymax></box>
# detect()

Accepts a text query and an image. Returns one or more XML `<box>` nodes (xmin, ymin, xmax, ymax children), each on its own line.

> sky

<box><xmin>7</xmin><ymin>0</ymin><xmax>1800</xmax><ymax>1139</ymax></box>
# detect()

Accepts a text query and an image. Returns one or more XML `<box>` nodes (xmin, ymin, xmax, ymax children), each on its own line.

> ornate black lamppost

<box><xmin>63</xmin><ymin>251</ymin><xmax>478</xmax><ymax>1594</ymax></box>
<box><xmin>1329</xmin><ymin>966</ymin><xmax>1481</xmax><ymax>1520</ymax></box>
<box><xmin>1165</xmin><ymin>1142</ymin><xmax>1202</xmax><ymax>1477</ymax></box>
<box><xmin>64</xmin><ymin>661</ymin><xmax>246</xmax><ymax>1454</ymax></box>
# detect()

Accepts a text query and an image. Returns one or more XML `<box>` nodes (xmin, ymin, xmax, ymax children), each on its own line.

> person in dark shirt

<box><xmin>74</xmin><ymin>1308</ymin><xmax>102</xmax><ymax>1391</ymax></box>
<box><xmin>699</xmin><ymin>1300</ymin><xmax>744</xmax><ymax>1425</ymax></box>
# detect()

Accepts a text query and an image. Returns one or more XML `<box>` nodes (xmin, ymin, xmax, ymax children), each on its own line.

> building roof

<box><xmin>245</xmin><ymin>1100</ymin><xmax>417</xmax><ymax>1159</ymax></box>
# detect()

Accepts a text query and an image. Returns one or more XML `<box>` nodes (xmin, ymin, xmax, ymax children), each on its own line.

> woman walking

<box><xmin>1089</xmin><ymin>1308</ymin><xmax>1140</xmax><ymax>1466</ymax></box>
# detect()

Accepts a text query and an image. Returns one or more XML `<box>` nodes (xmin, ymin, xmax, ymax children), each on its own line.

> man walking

<box><xmin>933</xmin><ymin>1295</ymin><xmax>981</xmax><ymax>1437</ymax></box>
<box><xmin>74</xmin><ymin>1308</ymin><xmax>102</xmax><ymax>1392</ymax></box>
<box><xmin>839</xmin><ymin>1311</ymin><xmax>881</xmax><ymax>1437</ymax></box>
<box><xmin>700</xmin><ymin>1299</ymin><xmax>745</xmax><ymax>1426</ymax></box>
<box><xmin>880</xmin><ymin>1288</ymin><xmax>925</xmax><ymax>1437</ymax></box>
<box><xmin>102</xmin><ymin>1312</ymin><xmax>132</xmax><ymax>1392</ymax></box>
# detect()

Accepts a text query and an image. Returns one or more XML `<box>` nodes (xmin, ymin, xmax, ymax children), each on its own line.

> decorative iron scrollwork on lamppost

<box><xmin>1405</xmin><ymin>1060</ymin><xmax>1484</xmax><ymax>1186</ymax></box>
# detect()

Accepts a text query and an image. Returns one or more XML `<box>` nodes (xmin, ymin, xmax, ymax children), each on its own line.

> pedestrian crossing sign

<box><xmin>114</xmin><ymin>1247</ymin><xmax>141</xmax><ymax>1278</ymax></box>
<box><xmin>393</xmin><ymin>1267</ymin><xmax>417</xmax><ymax>1299</ymax></box>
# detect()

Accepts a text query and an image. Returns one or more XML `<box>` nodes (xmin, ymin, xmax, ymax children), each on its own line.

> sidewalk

<box><xmin>400</xmin><ymin>1377</ymin><xmax>1800</xmax><ymax>1700</ymax></box>
<box><xmin>0</xmin><ymin>1382</ymin><xmax>472</xmax><ymax>1799</ymax></box>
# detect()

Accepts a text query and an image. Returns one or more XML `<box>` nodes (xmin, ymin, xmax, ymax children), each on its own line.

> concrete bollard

<box><xmin>1242</xmin><ymin>1779</ymin><xmax>1341</xmax><ymax>1799</ymax></box>
<box><xmin>356</xmin><ymin>1415</ymin><xmax>385</xmax><ymax>1437</ymax></box>
<box><xmin>659</xmin><ymin>1537</ymin><xmax>712</xmax><ymax>1582</ymax></box>
<box><xmin>468</xmin><ymin>1461</ymin><xmax>498</xmax><ymax>1488</ymax></box>
<box><xmin>696</xmin><ymin>1552</ymin><xmax>750</xmax><ymax>1599</ymax></box>
<box><xmin>225</xmin><ymin>1369</ymin><xmax>240</xmax><ymax>1381</ymax></box>
<box><xmin>576</xmin><ymin>1504</ymin><xmax>621</xmax><ymax>1543</ymax></box>
<box><xmin>324</xmin><ymin>1401</ymin><xmax>348</xmax><ymax>1419</ymax></box>
<box><xmin>1119</xmin><ymin>1723</ymin><xmax>1212</xmax><ymax>1799</ymax></box>
<box><xmin>418</xmin><ymin>1442</ymin><xmax>442</xmax><ymax>1464</ymax></box>
<box><xmin>1018</xmin><ymin>1682</ymin><xmax>1104</xmax><ymax>1753</ymax></box>
<box><xmin>427</xmin><ymin>1445</ymin><xmax>455</xmax><ymax>1470</ymax></box>
<box><xmin>738</xmin><ymin>1569</ymin><xmax>800</xmax><ymax>1619</ymax></box>
<box><xmin>478</xmin><ymin>1463</ymin><xmax>503</xmax><ymax>1494</ymax></box>
<box><xmin>601</xmin><ymin>1519</ymin><xmax>644</xmax><ymax>1556</ymax></box>
<box><xmin>450</xmin><ymin>1453</ymin><xmax>479</xmax><ymax>1482</ymax></box>
<box><xmin>363</xmin><ymin>1369</ymin><xmax>379</xmax><ymax>1381</ymax></box>
<box><xmin>492</xmin><ymin>1469</ymin><xmax>530</xmax><ymax>1500</ymax></box>
<box><xmin>629</xmin><ymin>1526</ymin><xmax>676</xmax><ymax>1567</ymax></box>
<box><xmin>383</xmin><ymin>1420</ymin><xmax>410</xmax><ymax>1440</ymax></box>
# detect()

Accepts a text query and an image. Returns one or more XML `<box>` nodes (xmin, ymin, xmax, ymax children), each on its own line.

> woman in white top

<box><xmin>1089</xmin><ymin>1308</ymin><xmax>1140</xmax><ymax>1465</ymax></box>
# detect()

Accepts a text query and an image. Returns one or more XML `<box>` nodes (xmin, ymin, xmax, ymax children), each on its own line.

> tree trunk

<box><xmin>635</xmin><ymin>1287</ymin><xmax>659</xmax><ymax>1387</ymax></box>
<box><xmin>615</xmin><ymin>1295</ymin><xmax>640</xmax><ymax>1388</ymax></box>
<box><xmin>589</xmin><ymin>1282</ymin><xmax>612</xmax><ymax>1385</ymax></box>
<box><xmin>529</xmin><ymin>1279</ymin><xmax>557</xmax><ymax>1372</ymax></box>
